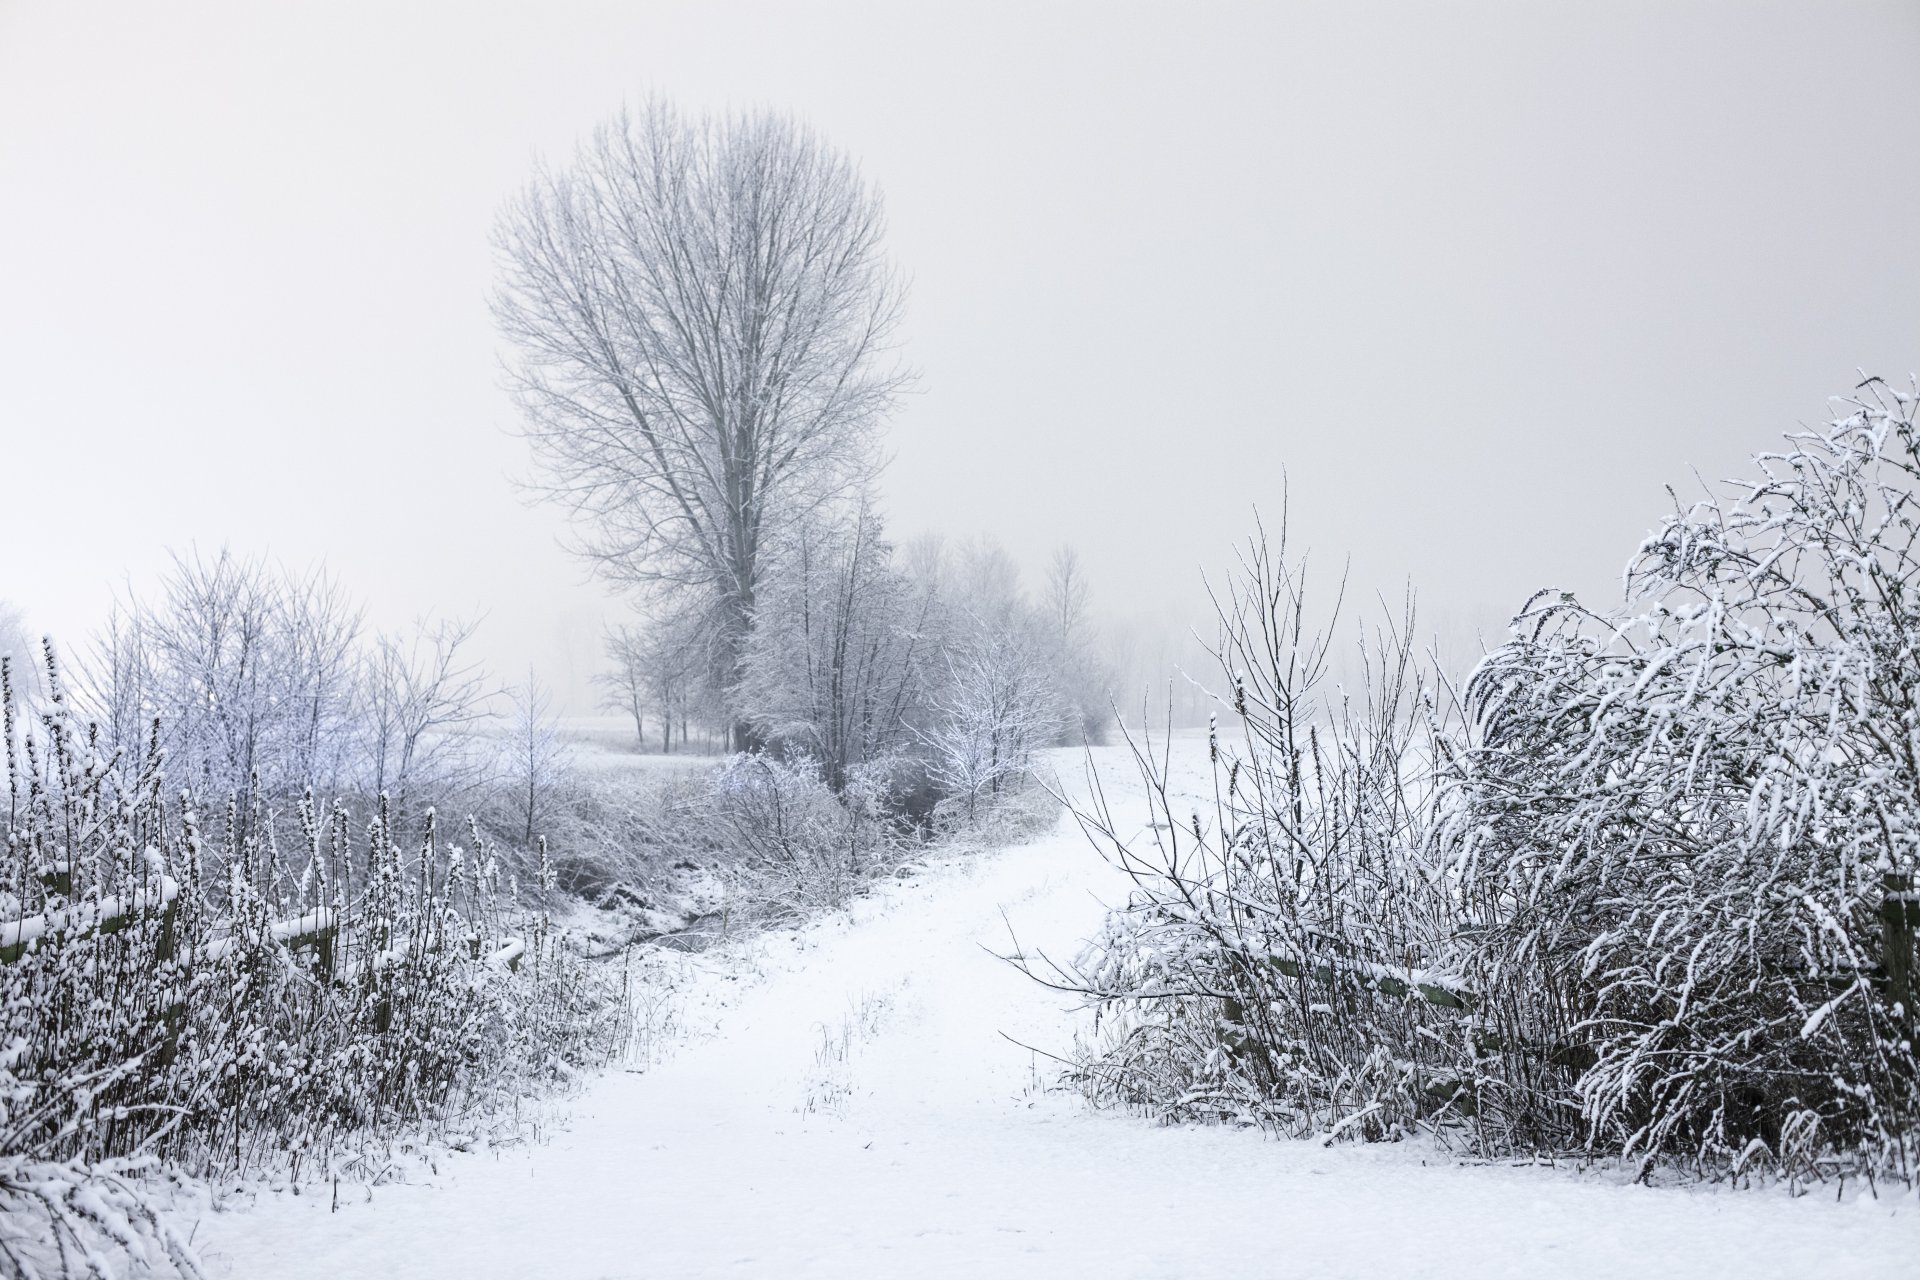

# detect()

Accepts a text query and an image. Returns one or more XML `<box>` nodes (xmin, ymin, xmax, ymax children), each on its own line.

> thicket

<box><xmin>565</xmin><ymin>519</ymin><xmax>1091</xmax><ymax>925</ymax></box>
<box><xmin>0</xmin><ymin>653</ymin><xmax>627</xmax><ymax>1279</ymax></box>
<box><xmin>1056</xmin><ymin>379</ymin><xmax>1920</xmax><ymax>1186</ymax></box>
<box><xmin>0</xmin><ymin>415</ymin><xmax>1099</xmax><ymax>1279</ymax></box>
<box><xmin>0</xmin><ymin>518</ymin><xmax>1080</xmax><ymax>1274</ymax></box>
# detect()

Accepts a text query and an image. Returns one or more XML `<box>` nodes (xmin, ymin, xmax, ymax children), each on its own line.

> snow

<box><xmin>553</xmin><ymin>715</ymin><xmax>728</xmax><ymax>775</ymax></box>
<box><xmin>1</xmin><ymin>875</ymin><xmax>178</xmax><ymax>952</ymax></box>
<box><xmin>196</xmin><ymin>745</ymin><xmax>1920</xmax><ymax>1279</ymax></box>
<box><xmin>199</xmin><ymin>907</ymin><xmax>335</xmax><ymax>964</ymax></box>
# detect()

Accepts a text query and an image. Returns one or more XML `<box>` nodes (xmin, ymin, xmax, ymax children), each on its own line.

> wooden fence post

<box><xmin>1884</xmin><ymin>871</ymin><xmax>1916</xmax><ymax>1039</ymax></box>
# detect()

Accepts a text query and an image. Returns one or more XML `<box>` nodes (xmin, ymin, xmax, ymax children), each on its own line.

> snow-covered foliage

<box><xmin>920</xmin><ymin>629</ymin><xmax>1060</xmax><ymax>828</ymax></box>
<box><xmin>0</xmin><ymin>1041</ymin><xmax>205</xmax><ymax>1280</ymax></box>
<box><xmin>0</xmin><ymin>651</ymin><xmax>629</xmax><ymax>1276</ymax></box>
<box><xmin>738</xmin><ymin>512</ymin><xmax>933</xmax><ymax>792</ymax></box>
<box><xmin>1451</xmin><ymin>377</ymin><xmax>1920</xmax><ymax>1178</ymax></box>
<box><xmin>706</xmin><ymin>752</ymin><xmax>900</xmax><ymax>925</ymax></box>
<box><xmin>0</xmin><ymin>604</ymin><xmax>43</xmax><ymax>710</ymax></box>
<box><xmin>1054</xmin><ymin>524</ymin><xmax>1474</xmax><ymax>1147</ymax></box>
<box><xmin>1056</xmin><ymin>381</ymin><xmax>1920</xmax><ymax>1183</ymax></box>
<box><xmin>84</xmin><ymin>550</ymin><xmax>494</xmax><ymax>840</ymax></box>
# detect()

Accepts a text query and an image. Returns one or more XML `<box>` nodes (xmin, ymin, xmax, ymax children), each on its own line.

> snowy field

<box><xmin>197</xmin><ymin>743</ymin><xmax>1920</xmax><ymax>1279</ymax></box>
<box><xmin>553</xmin><ymin>715</ymin><xmax>731</xmax><ymax>774</ymax></box>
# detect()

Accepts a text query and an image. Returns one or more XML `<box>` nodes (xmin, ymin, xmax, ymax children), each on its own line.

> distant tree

<box><xmin>0</xmin><ymin>600</ymin><xmax>45</xmax><ymax>705</ymax></box>
<box><xmin>1044</xmin><ymin>545</ymin><xmax>1111</xmax><ymax>743</ymax></box>
<box><xmin>83</xmin><ymin>551</ymin><xmax>365</xmax><ymax>833</ymax></box>
<box><xmin>596</xmin><ymin>624</ymin><xmax>650</xmax><ymax>748</ymax></box>
<box><xmin>494</xmin><ymin>100</ymin><xmax>908</xmax><ymax>749</ymax></box>
<box><xmin>501</xmin><ymin>669</ymin><xmax>572</xmax><ymax>849</ymax></box>
<box><xmin>949</xmin><ymin>538</ymin><xmax>1025</xmax><ymax>631</ymax></box>
<box><xmin>358</xmin><ymin>616</ymin><xmax>494</xmax><ymax>827</ymax></box>
<box><xmin>739</xmin><ymin>508</ymin><xmax>931</xmax><ymax>789</ymax></box>
<box><xmin>1045</xmin><ymin>546</ymin><xmax>1091</xmax><ymax>651</ymax></box>
<box><xmin>920</xmin><ymin>629</ymin><xmax>1059</xmax><ymax>823</ymax></box>
<box><xmin>630</xmin><ymin>604</ymin><xmax>721</xmax><ymax>754</ymax></box>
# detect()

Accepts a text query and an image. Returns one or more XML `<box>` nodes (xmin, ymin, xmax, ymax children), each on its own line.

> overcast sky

<box><xmin>2</xmin><ymin>1</ymin><xmax>1916</xmax><ymax>708</ymax></box>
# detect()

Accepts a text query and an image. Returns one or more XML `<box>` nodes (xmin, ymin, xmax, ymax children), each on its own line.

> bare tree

<box><xmin>1044</xmin><ymin>544</ymin><xmax>1111</xmax><ymax>743</ymax></box>
<box><xmin>1045</xmin><ymin>545</ymin><xmax>1091</xmax><ymax>650</ymax></box>
<box><xmin>494</xmin><ymin>100</ymin><xmax>908</xmax><ymax>748</ymax></box>
<box><xmin>81</xmin><ymin>551</ymin><xmax>366</xmax><ymax>831</ymax></box>
<box><xmin>919</xmin><ymin>630</ymin><xmax>1059</xmax><ymax>824</ymax></box>
<box><xmin>359</xmin><ymin>617</ymin><xmax>494</xmax><ymax>827</ymax></box>
<box><xmin>0</xmin><ymin>601</ymin><xmax>45</xmax><ymax>705</ymax></box>
<box><xmin>602</xmin><ymin>604</ymin><xmax>719</xmax><ymax>754</ymax></box>
<box><xmin>501</xmin><ymin>668</ymin><xmax>572</xmax><ymax>849</ymax></box>
<box><xmin>948</xmin><ymin>537</ymin><xmax>1024</xmax><ymax>632</ymax></box>
<box><xmin>596</xmin><ymin>624</ymin><xmax>650</xmax><ymax>748</ymax></box>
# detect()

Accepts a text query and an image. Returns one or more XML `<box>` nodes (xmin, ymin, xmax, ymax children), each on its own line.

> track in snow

<box><xmin>201</xmin><ymin>746</ymin><xmax>1919</xmax><ymax>1278</ymax></box>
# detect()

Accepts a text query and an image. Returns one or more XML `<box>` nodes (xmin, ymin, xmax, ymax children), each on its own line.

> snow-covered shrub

<box><xmin>1054</xmin><ymin>528</ymin><xmax>1483</xmax><ymax>1143</ymax></box>
<box><xmin>520</xmin><ymin>767</ymin><xmax>709</xmax><ymax>909</ymax></box>
<box><xmin>707</xmin><ymin>752</ymin><xmax>896</xmax><ymax>923</ymax></box>
<box><xmin>1447</xmin><ymin>378</ymin><xmax>1920</xmax><ymax>1179</ymax></box>
<box><xmin>0</xmin><ymin>648</ymin><xmax>630</xmax><ymax>1264</ymax></box>
<box><xmin>1057</xmin><ymin>381</ymin><xmax>1920</xmax><ymax>1182</ymax></box>
<box><xmin>0</xmin><ymin>603</ymin><xmax>43</xmax><ymax>711</ymax></box>
<box><xmin>922</xmin><ymin>630</ymin><xmax>1061</xmax><ymax>828</ymax></box>
<box><xmin>696</xmin><ymin>741</ymin><xmax>1060</xmax><ymax>930</ymax></box>
<box><xmin>0</xmin><ymin>1036</ymin><xmax>209</xmax><ymax>1280</ymax></box>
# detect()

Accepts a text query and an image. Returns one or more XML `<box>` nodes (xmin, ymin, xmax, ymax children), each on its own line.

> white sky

<box><xmin>2</xmin><ymin>1</ymin><xmax>1917</xmax><ymax>708</ymax></box>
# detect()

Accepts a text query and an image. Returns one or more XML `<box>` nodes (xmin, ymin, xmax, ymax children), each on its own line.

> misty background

<box><xmin>3</xmin><ymin>0</ymin><xmax>1916</xmax><ymax>709</ymax></box>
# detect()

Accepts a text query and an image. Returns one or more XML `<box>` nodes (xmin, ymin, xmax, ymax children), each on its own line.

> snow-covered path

<box><xmin>202</xmin><ymin>748</ymin><xmax>1918</xmax><ymax>1278</ymax></box>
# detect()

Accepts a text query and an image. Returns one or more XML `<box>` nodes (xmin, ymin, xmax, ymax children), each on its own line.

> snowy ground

<box><xmin>198</xmin><ymin>745</ymin><xmax>1919</xmax><ymax>1279</ymax></box>
<box><xmin>554</xmin><ymin>714</ymin><xmax>730</xmax><ymax>774</ymax></box>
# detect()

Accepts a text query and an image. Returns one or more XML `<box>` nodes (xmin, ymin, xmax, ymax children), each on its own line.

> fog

<box><xmin>2</xmin><ymin>1</ymin><xmax>1916</xmax><ymax>708</ymax></box>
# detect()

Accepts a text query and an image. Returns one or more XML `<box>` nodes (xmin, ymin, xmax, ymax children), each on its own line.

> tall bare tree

<box><xmin>1045</xmin><ymin>545</ymin><xmax>1091</xmax><ymax>651</ymax></box>
<box><xmin>1045</xmin><ymin>544</ymin><xmax>1111</xmax><ymax>743</ymax></box>
<box><xmin>493</xmin><ymin>100</ymin><xmax>907</xmax><ymax>749</ymax></box>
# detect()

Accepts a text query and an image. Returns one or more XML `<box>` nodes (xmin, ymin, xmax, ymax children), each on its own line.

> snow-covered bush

<box><xmin>84</xmin><ymin>551</ymin><xmax>494</xmax><ymax>847</ymax></box>
<box><xmin>1055</xmin><ymin>381</ymin><xmax>1920</xmax><ymax>1183</ymax></box>
<box><xmin>922</xmin><ymin>630</ymin><xmax>1061</xmax><ymax>829</ymax></box>
<box><xmin>0</xmin><ymin>649</ymin><xmax>629</xmax><ymax>1273</ymax></box>
<box><xmin>0</xmin><ymin>603</ymin><xmax>43</xmax><ymax>710</ymax></box>
<box><xmin>520</xmin><ymin>767</ymin><xmax>709</xmax><ymax>909</ymax></box>
<box><xmin>707</xmin><ymin>752</ymin><xmax>897</xmax><ymax>924</ymax></box>
<box><xmin>0</xmin><ymin>1038</ymin><xmax>207</xmax><ymax>1280</ymax></box>
<box><xmin>1053</xmin><ymin>527</ymin><xmax>1480</xmax><ymax>1144</ymax></box>
<box><xmin>1448</xmin><ymin>378</ymin><xmax>1920</xmax><ymax>1178</ymax></box>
